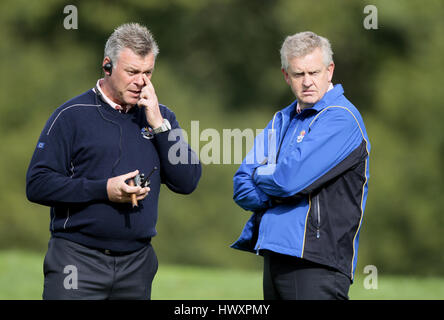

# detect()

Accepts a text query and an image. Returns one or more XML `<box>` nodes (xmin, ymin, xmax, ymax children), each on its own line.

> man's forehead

<box><xmin>288</xmin><ymin>50</ymin><xmax>324</xmax><ymax>71</ymax></box>
<box><xmin>117</xmin><ymin>48</ymin><xmax>155</xmax><ymax>69</ymax></box>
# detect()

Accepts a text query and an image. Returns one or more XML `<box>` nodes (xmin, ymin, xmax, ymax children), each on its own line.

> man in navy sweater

<box><xmin>26</xmin><ymin>23</ymin><xmax>201</xmax><ymax>299</ymax></box>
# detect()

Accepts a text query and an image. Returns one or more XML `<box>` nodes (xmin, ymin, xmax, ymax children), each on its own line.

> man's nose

<box><xmin>135</xmin><ymin>74</ymin><xmax>145</xmax><ymax>87</ymax></box>
<box><xmin>302</xmin><ymin>75</ymin><xmax>313</xmax><ymax>87</ymax></box>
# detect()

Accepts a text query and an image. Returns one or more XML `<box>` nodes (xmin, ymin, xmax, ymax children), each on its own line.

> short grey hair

<box><xmin>280</xmin><ymin>31</ymin><xmax>333</xmax><ymax>70</ymax></box>
<box><xmin>104</xmin><ymin>23</ymin><xmax>159</xmax><ymax>66</ymax></box>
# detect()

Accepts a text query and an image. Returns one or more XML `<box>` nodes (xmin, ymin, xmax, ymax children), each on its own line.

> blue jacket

<box><xmin>232</xmin><ymin>84</ymin><xmax>370</xmax><ymax>280</ymax></box>
<box><xmin>26</xmin><ymin>88</ymin><xmax>201</xmax><ymax>252</ymax></box>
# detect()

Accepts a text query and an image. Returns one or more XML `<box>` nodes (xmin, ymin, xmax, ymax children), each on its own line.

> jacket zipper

<box><xmin>316</xmin><ymin>195</ymin><xmax>321</xmax><ymax>239</ymax></box>
<box><xmin>256</xmin><ymin>230</ymin><xmax>262</xmax><ymax>255</ymax></box>
<box><xmin>255</xmin><ymin>211</ymin><xmax>265</xmax><ymax>255</ymax></box>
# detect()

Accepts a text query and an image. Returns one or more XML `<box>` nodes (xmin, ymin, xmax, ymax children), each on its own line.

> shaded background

<box><xmin>0</xmin><ymin>0</ymin><xmax>443</xmax><ymax>277</ymax></box>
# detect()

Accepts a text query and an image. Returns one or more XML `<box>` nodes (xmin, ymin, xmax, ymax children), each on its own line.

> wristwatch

<box><xmin>152</xmin><ymin>118</ymin><xmax>171</xmax><ymax>134</ymax></box>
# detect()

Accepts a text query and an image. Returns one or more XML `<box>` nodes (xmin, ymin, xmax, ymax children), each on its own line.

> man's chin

<box><xmin>299</xmin><ymin>96</ymin><xmax>320</xmax><ymax>106</ymax></box>
<box><xmin>124</xmin><ymin>98</ymin><xmax>139</xmax><ymax>106</ymax></box>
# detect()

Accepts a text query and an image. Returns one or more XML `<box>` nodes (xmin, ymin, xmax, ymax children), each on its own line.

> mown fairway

<box><xmin>1</xmin><ymin>250</ymin><xmax>443</xmax><ymax>300</ymax></box>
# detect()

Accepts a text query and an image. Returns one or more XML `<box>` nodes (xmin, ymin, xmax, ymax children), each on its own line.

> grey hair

<box><xmin>104</xmin><ymin>23</ymin><xmax>159</xmax><ymax>66</ymax></box>
<box><xmin>280</xmin><ymin>31</ymin><xmax>333</xmax><ymax>70</ymax></box>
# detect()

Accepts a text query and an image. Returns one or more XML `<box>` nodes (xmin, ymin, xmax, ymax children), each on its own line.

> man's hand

<box><xmin>106</xmin><ymin>170</ymin><xmax>150</xmax><ymax>204</ymax></box>
<box><xmin>138</xmin><ymin>74</ymin><xmax>163</xmax><ymax>128</ymax></box>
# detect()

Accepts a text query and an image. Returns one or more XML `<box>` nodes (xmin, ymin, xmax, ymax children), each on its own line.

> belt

<box><xmin>97</xmin><ymin>248</ymin><xmax>133</xmax><ymax>256</ymax></box>
<box><xmin>96</xmin><ymin>238</ymin><xmax>151</xmax><ymax>257</ymax></box>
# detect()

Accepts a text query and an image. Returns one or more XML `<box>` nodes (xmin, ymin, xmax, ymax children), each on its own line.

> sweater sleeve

<box><xmin>26</xmin><ymin>108</ymin><xmax>109</xmax><ymax>206</ymax></box>
<box><xmin>151</xmin><ymin>108</ymin><xmax>201</xmax><ymax>194</ymax></box>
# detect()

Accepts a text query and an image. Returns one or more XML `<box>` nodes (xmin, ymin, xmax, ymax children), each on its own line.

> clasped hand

<box><xmin>106</xmin><ymin>170</ymin><xmax>150</xmax><ymax>204</ymax></box>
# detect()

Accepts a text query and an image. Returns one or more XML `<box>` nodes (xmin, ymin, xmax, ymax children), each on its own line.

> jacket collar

<box><xmin>291</xmin><ymin>83</ymin><xmax>344</xmax><ymax>115</ymax></box>
<box><xmin>311</xmin><ymin>83</ymin><xmax>344</xmax><ymax>112</ymax></box>
<box><xmin>279</xmin><ymin>84</ymin><xmax>344</xmax><ymax>122</ymax></box>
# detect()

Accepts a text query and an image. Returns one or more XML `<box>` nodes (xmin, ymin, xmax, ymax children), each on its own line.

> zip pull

<box><xmin>316</xmin><ymin>195</ymin><xmax>321</xmax><ymax>239</ymax></box>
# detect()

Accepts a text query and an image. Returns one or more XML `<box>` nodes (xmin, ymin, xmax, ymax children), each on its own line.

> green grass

<box><xmin>0</xmin><ymin>250</ymin><xmax>44</xmax><ymax>299</ymax></box>
<box><xmin>152</xmin><ymin>264</ymin><xmax>262</xmax><ymax>299</ymax></box>
<box><xmin>1</xmin><ymin>250</ymin><xmax>443</xmax><ymax>300</ymax></box>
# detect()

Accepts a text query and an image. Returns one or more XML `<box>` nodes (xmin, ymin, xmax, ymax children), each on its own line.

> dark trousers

<box><xmin>263</xmin><ymin>250</ymin><xmax>350</xmax><ymax>300</ymax></box>
<box><xmin>42</xmin><ymin>237</ymin><xmax>158</xmax><ymax>300</ymax></box>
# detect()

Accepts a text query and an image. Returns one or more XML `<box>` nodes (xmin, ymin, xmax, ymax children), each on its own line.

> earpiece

<box><xmin>103</xmin><ymin>61</ymin><xmax>113</xmax><ymax>76</ymax></box>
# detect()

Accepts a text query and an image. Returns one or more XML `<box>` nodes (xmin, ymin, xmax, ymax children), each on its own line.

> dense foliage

<box><xmin>1</xmin><ymin>0</ymin><xmax>443</xmax><ymax>275</ymax></box>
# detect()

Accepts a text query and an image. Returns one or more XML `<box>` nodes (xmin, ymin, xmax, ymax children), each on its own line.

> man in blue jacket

<box><xmin>26</xmin><ymin>23</ymin><xmax>201</xmax><ymax>299</ymax></box>
<box><xmin>232</xmin><ymin>31</ymin><xmax>370</xmax><ymax>300</ymax></box>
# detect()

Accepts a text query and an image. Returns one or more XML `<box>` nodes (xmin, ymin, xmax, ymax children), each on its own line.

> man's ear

<box><xmin>102</xmin><ymin>57</ymin><xmax>113</xmax><ymax>76</ymax></box>
<box><xmin>282</xmin><ymin>68</ymin><xmax>290</xmax><ymax>85</ymax></box>
<box><xmin>327</xmin><ymin>62</ymin><xmax>335</xmax><ymax>82</ymax></box>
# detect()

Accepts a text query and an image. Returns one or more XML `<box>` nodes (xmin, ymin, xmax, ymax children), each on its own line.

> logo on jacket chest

<box><xmin>141</xmin><ymin>126</ymin><xmax>154</xmax><ymax>139</ymax></box>
<box><xmin>296</xmin><ymin>130</ymin><xmax>306</xmax><ymax>143</ymax></box>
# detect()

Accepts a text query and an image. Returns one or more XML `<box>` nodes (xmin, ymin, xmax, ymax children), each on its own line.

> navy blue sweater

<box><xmin>26</xmin><ymin>88</ymin><xmax>201</xmax><ymax>252</ymax></box>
